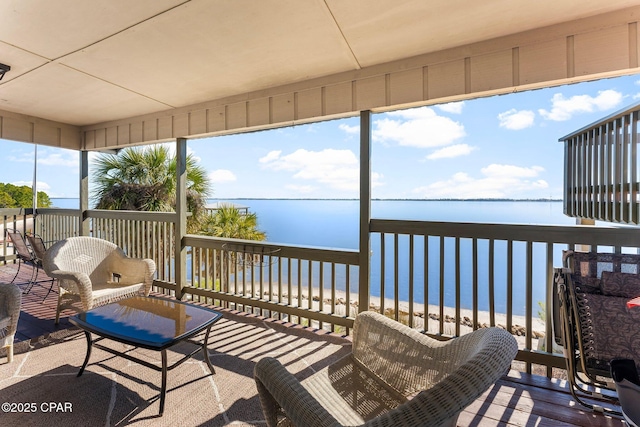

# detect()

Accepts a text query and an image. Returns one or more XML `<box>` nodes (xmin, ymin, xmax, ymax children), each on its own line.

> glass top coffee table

<box><xmin>69</xmin><ymin>296</ymin><xmax>222</xmax><ymax>415</ymax></box>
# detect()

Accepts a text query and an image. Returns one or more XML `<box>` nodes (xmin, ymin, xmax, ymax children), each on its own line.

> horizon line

<box><xmin>50</xmin><ymin>197</ymin><xmax>563</xmax><ymax>202</ymax></box>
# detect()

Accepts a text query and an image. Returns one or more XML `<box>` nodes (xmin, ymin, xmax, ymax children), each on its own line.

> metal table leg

<box><xmin>159</xmin><ymin>349</ymin><xmax>168</xmax><ymax>415</ymax></box>
<box><xmin>77</xmin><ymin>330</ymin><xmax>93</xmax><ymax>377</ymax></box>
<box><xmin>202</xmin><ymin>325</ymin><xmax>216</xmax><ymax>375</ymax></box>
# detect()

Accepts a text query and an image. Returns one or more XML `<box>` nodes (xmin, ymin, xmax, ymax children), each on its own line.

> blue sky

<box><xmin>2</xmin><ymin>73</ymin><xmax>640</xmax><ymax>201</ymax></box>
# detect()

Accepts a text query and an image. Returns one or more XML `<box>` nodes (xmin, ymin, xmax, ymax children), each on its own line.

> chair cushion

<box><xmin>572</xmin><ymin>274</ymin><xmax>602</xmax><ymax>294</ymax></box>
<box><xmin>601</xmin><ymin>271</ymin><xmax>640</xmax><ymax>298</ymax></box>
<box><xmin>91</xmin><ymin>282</ymin><xmax>146</xmax><ymax>307</ymax></box>
<box><xmin>300</xmin><ymin>354</ymin><xmax>406</xmax><ymax>425</ymax></box>
<box><xmin>578</xmin><ymin>292</ymin><xmax>640</xmax><ymax>371</ymax></box>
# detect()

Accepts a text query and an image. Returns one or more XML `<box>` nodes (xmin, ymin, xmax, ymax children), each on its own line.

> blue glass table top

<box><xmin>70</xmin><ymin>296</ymin><xmax>222</xmax><ymax>350</ymax></box>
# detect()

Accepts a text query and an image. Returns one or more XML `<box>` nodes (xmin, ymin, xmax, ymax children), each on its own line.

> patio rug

<box><xmin>0</xmin><ymin>313</ymin><xmax>352</xmax><ymax>427</ymax></box>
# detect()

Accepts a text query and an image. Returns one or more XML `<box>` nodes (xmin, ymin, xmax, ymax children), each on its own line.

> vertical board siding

<box><xmin>81</xmin><ymin>7</ymin><xmax>640</xmax><ymax>151</ymax></box>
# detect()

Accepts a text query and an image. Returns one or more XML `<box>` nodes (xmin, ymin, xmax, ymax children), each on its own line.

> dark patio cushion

<box><xmin>601</xmin><ymin>271</ymin><xmax>640</xmax><ymax>298</ymax></box>
<box><xmin>572</xmin><ymin>274</ymin><xmax>601</xmax><ymax>294</ymax></box>
<box><xmin>578</xmin><ymin>292</ymin><xmax>640</xmax><ymax>372</ymax></box>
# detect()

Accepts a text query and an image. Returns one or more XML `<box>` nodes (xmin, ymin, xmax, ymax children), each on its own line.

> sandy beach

<box><xmin>220</xmin><ymin>284</ymin><xmax>548</xmax><ymax>348</ymax></box>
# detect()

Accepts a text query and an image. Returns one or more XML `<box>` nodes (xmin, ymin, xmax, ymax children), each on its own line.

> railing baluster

<box><xmin>545</xmin><ymin>242</ymin><xmax>554</xmax><ymax>378</ymax></box>
<box><xmin>506</xmin><ymin>239</ymin><xmax>513</xmax><ymax>337</ymax></box>
<box><xmin>423</xmin><ymin>235</ymin><xmax>429</xmax><ymax>334</ymax></box>
<box><xmin>489</xmin><ymin>239</ymin><xmax>495</xmax><ymax>327</ymax></box>
<box><xmin>331</xmin><ymin>263</ymin><xmax>336</xmax><ymax>332</ymax></box>
<box><xmin>439</xmin><ymin>236</ymin><xmax>444</xmax><ymax>335</ymax></box>
<box><xmin>380</xmin><ymin>232</ymin><xmax>385</xmax><ymax>316</ymax></box>
<box><xmin>394</xmin><ymin>233</ymin><xmax>399</xmax><ymax>321</ymax></box>
<box><xmin>319</xmin><ymin>261</ymin><xmax>324</xmax><ymax>329</ymax></box>
<box><xmin>472</xmin><ymin>238</ymin><xmax>478</xmax><ymax>330</ymax></box>
<box><xmin>526</xmin><ymin>240</ymin><xmax>533</xmax><ymax>374</ymax></box>
<box><xmin>455</xmin><ymin>237</ymin><xmax>460</xmax><ymax>337</ymax></box>
<box><xmin>297</xmin><ymin>258</ymin><xmax>302</xmax><ymax>323</ymax></box>
<box><xmin>287</xmin><ymin>258</ymin><xmax>291</xmax><ymax>307</ymax></box>
<box><xmin>408</xmin><ymin>235</ymin><xmax>414</xmax><ymax>328</ymax></box>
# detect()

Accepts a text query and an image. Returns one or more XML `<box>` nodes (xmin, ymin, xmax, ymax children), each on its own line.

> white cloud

<box><xmin>498</xmin><ymin>109</ymin><xmax>535</xmax><ymax>130</ymax></box>
<box><xmin>481</xmin><ymin>164</ymin><xmax>544</xmax><ymax>178</ymax></box>
<box><xmin>427</xmin><ymin>144</ymin><xmax>476</xmax><ymax>160</ymax></box>
<box><xmin>159</xmin><ymin>143</ymin><xmax>201</xmax><ymax>162</ymax></box>
<box><xmin>11</xmin><ymin>180</ymin><xmax>51</xmax><ymax>191</ymax></box>
<box><xmin>538</xmin><ymin>90</ymin><xmax>623</xmax><ymax>121</ymax></box>
<box><xmin>209</xmin><ymin>169</ymin><xmax>236</xmax><ymax>183</ymax></box>
<box><xmin>259</xmin><ymin>150</ymin><xmax>281</xmax><ymax>163</ymax></box>
<box><xmin>8</xmin><ymin>149</ymin><xmax>78</xmax><ymax>168</ymax></box>
<box><xmin>38</xmin><ymin>153</ymin><xmax>78</xmax><ymax>167</ymax></box>
<box><xmin>412</xmin><ymin>164</ymin><xmax>548</xmax><ymax>199</ymax></box>
<box><xmin>187</xmin><ymin>146</ymin><xmax>201</xmax><ymax>163</ymax></box>
<box><xmin>373</xmin><ymin>107</ymin><xmax>466</xmax><ymax>148</ymax></box>
<box><xmin>436</xmin><ymin>101</ymin><xmax>465</xmax><ymax>114</ymax></box>
<box><xmin>339</xmin><ymin>124</ymin><xmax>360</xmax><ymax>134</ymax></box>
<box><xmin>260</xmin><ymin>148</ymin><xmax>382</xmax><ymax>192</ymax></box>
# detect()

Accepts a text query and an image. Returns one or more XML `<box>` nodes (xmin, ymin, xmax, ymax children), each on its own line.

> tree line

<box><xmin>0</xmin><ymin>183</ymin><xmax>51</xmax><ymax>208</ymax></box>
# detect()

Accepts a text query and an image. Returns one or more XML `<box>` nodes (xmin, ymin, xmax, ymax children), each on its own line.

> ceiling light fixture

<box><xmin>0</xmin><ymin>63</ymin><xmax>11</xmax><ymax>81</ymax></box>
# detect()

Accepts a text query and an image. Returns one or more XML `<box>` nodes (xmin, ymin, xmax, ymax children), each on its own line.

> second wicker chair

<box><xmin>254</xmin><ymin>310</ymin><xmax>518</xmax><ymax>427</ymax></box>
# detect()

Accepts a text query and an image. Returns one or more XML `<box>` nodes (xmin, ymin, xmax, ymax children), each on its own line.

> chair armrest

<box><xmin>46</xmin><ymin>269</ymin><xmax>93</xmax><ymax>310</ymax></box>
<box><xmin>363</xmin><ymin>328</ymin><xmax>518</xmax><ymax>427</ymax></box>
<box><xmin>254</xmin><ymin>357</ymin><xmax>340</xmax><ymax>427</ymax></box>
<box><xmin>0</xmin><ymin>284</ymin><xmax>21</xmax><ymax>330</ymax></box>
<box><xmin>112</xmin><ymin>257</ymin><xmax>156</xmax><ymax>294</ymax></box>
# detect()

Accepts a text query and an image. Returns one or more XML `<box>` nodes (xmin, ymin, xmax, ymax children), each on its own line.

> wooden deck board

<box><xmin>0</xmin><ymin>262</ymin><xmax>627</xmax><ymax>426</ymax></box>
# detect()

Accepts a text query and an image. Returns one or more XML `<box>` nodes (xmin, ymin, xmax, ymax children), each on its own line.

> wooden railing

<box><xmin>370</xmin><ymin>219</ymin><xmax>640</xmax><ymax>375</ymax></box>
<box><xmin>0</xmin><ymin>208</ymin><xmax>34</xmax><ymax>262</ymax></box>
<box><xmin>89</xmin><ymin>210</ymin><xmax>177</xmax><ymax>283</ymax></box>
<box><xmin>20</xmin><ymin>208</ymin><xmax>640</xmax><ymax>376</ymax></box>
<box><xmin>33</xmin><ymin>208</ymin><xmax>80</xmax><ymax>243</ymax></box>
<box><xmin>561</xmin><ymin>101</ymin><xmax>640</xmax><ymax>224</ymax></box>
<box><xmin>32</xmin><ymin>209</ymin><xmax>177</xmax><ymax>284</ymax></box>
<box><xmin>182</xmin><ymin>235</ymin><xmax>359</xmax><ymax>332</ymax></box>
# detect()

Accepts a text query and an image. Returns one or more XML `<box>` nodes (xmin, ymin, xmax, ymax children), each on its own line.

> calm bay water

<box><xmin>218</xmin><ymin>199</ymin><xmax>574</xmax><ymax>249</ymax></box>
<box><xmin>50</xmin><ymin>198</ymin><xmax>575</xmax><ymax>315</ymax></box>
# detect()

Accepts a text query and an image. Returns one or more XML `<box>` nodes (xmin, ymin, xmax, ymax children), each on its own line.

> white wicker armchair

<box><xmin>43</xmin><ymin>236</ymin><xmax>156</xmax><ymax>323</ymax></box>
<box><xmin>254</xmin><ymin>311</ymin><xmax>518</xmax><ymax>427</ymax></box>
<box><xmin>0</xmin><ymin>283</ymin><xmax>21</xmax><ymax>363</ymax></box>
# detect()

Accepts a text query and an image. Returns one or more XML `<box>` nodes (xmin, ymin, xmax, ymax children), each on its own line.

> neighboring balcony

<box><xmin>562</xmin><ymin>100</ymin><xmax>640</xmax><ymax>225</ymax></box>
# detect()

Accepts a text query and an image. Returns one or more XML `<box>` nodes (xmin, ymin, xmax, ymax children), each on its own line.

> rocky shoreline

<box><xmin>253</xmin><ymin>289</ymin><xmax>547</xmax><ymax>339</ymax></box>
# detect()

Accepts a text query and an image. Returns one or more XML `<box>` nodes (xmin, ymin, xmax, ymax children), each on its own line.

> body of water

<box><xmin>215</xmin><ymin>199</ymin><xmax>574</xmax><ymax>249</ymax></box>
<box><xmin>215</xmin><ymin>199</ymin><xmax>576</xmax><ymax>316</ymax></box>
<box><xmin>50</xmin><ymin>198</ymin><xmax>577</xmax><ymax>315</ymax></box>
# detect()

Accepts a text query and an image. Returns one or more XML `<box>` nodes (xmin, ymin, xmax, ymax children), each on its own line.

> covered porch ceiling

<box><xmin>1</xmin><ymin>0</ymin><xmax>640</xmax><ymax>151</ymax></box>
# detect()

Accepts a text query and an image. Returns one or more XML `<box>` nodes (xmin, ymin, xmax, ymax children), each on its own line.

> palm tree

<box><xmin>200</xmin><ymin>204</ymin><xmax>266</xmax><ymax>241</ymax></box>
<box><xmin>92</xmin><ymin>145</ymin><xmax>211</xmax><ymax>231</ymax></box>
<box><xmin>199</xmin><ymin>204</ymin><xmax>267</xmax><ymax>292</ymax></box>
